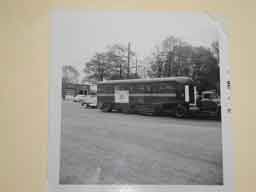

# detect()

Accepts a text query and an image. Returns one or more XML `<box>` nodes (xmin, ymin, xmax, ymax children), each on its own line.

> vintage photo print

<box><xmin>49</xmin><ymin>11</ymin><xmax>233</xmax><ymax>192</ymax></box>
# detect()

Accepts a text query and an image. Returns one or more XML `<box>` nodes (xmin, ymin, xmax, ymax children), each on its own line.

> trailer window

<box><xmin>133</xmin><ymin>84</ymin><xmax>145</xmax><ymax>93</ymax></box>
<box><xmin>129</xmin><ymin>83</ymin><xmax>144</xmax><ymax>93</ymax></box>
<box><xmin>101</xmin><ymin>84</ymin><xmax>113</xmax><ymax>93</ymax></box>
<box><xmin>203</xmin><ymin>92</ymin><xmax>218</xmax><ymax>99</ymax></box>
<box><xmin>144</xmin><ymin>84</ymin><xmax>152</xmax><ymax>93</ymax></box>
<box><xmin>114</xmin><ymin>85</ymin><xmax>121</xmax><ymax>91</ymax></box>
<box><xmin>97</xmin><ymin>85</ymin><xmax>102</xmax><ymax>93</ymax></box>
<box><xmin>115</xmin><ymin>84</ymin><xmax>130</xmax><ymax>91</ymax></box>
<box><xmin>152</xmin><ymin>82</ymin><xmax>175</xmax><ymax>93</ymax></box>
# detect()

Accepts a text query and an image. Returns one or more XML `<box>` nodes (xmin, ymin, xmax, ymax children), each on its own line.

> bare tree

<box><xmin>83</xmin><ymin>43</ymin><xmax>136</xmax><ymax>81</ymax></box>
<box><xmin>84</xmin><ymin>53</ymin><xmax>109</xmax><ymax>81</ymax></box>
<box><xmin>147</xmin><ymin>36</ymin><xmax>220</xmax><ymax>92</ymax></box>
<box><xmin>211</xmin><ymin>41</ymin><xmax>219</xmax><ymax>64</ymax></box>
<box><xmin>62</xmin><ymin>65</ymin><xmax>80</xmax><ymax>84</ymax></box>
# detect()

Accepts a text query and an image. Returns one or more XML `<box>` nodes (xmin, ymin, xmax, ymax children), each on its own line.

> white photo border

<box><xmin>48</xmin><ymin>11</ymin><xmax>234</xmax><ymax>192</ymax></box>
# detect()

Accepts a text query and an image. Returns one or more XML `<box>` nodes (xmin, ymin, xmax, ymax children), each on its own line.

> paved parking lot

<box><xmin>59</xmin><ymin>101</ymin><xmax>223</xmax><ymax>185</ymax></box>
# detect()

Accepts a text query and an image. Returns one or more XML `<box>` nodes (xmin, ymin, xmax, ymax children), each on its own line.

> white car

<box><xmin>65</xmin><ymin>95</ymin><xmax>74</xmax><ymax>101</ymax></box>
<box><xmin>73</xmin><ymin>94</ymin><xmax>86</xmax><ymax>103</ymax></box>
<box><xmin>81</xmin><ymin>94</ymin><xmax>97</xmax><ymax>108</ymax></box>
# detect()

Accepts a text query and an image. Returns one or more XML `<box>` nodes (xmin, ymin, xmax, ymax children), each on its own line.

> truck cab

<box><xmin>197</xmin><ymin>90</ymin><xmax>221</xmax><ymax>118</ymax></box>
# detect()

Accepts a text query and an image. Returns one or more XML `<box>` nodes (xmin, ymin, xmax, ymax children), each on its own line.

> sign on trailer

<box><xmin>114</xmin><ymin>90</ymin><xmax>129</xmax><ymax>103</ymax></box>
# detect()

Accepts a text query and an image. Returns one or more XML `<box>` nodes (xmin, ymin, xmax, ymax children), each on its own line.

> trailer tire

<box><xmin>152</xmin><ymin>105</ymin><xmax>161</xmax><ymax>116</ymax></box>
<box><xmin>217</xmin><ymin>107</ymin><xmax>221</xmax><ymax>120</ymax></box>
<box><xmin>121</xmin><ymin>106</ymin><xmax>130</xmax><ymax>113</ymax></box>
<box><xmin>175</xmin><ymin>104</ymin><xmax>187</xmax><ymax>118</ymax></box>
<box><xmin>101</xmin><ymin>103</ymin><xmax>112</xmax><ymax>112</ymax></box>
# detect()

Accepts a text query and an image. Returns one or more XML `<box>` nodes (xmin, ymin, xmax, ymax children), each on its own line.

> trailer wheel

<box><xmin>121</xmin><ymin>105</ymin><xmax>135</xmax><ymax>114</ymax></box>
<box><xmin>175</xmin><ymin>104</ymin><xmax>187</xmax><ymax>118</ymax></box>
<box><xmin>217</xmin><ymin>107</ymin><xmax>221</xmax><ymax>120</ymax></box>
<box><xmin>152</xmin><ymin>105</ymin><xmax>162</xmax><ymax>115</ymax></box>
<box><xmin>101</xmin><ymin>103</ymin><xmax>112</xmax><ymax>112</ymax></box>
<box><xmin>121</xmin><ymin>106</ymin><xmax>129</xmax><ymax>113</ymax></box>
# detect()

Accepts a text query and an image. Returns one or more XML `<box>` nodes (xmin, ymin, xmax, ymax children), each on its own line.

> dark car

<box><xmin>198</xmin><ymin>90</ymin><xmax>221</xmax><ymax>118</ymax></box>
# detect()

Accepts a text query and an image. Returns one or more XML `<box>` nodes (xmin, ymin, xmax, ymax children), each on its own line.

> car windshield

<box><xmin>203</xmin><ymin>93</ymin><xmax>218</xmax><ymax>99</ymax></box>
<box><xmin>88</xmin><ymin>92</ymin><xmax>96</xmax><ymax>95</ymax></box>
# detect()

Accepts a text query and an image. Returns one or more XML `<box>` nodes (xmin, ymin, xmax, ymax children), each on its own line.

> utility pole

<box><xmin>143</xmin><ymin>66</ymin><xmax>146</xmax><ymax>78</ymax></box>
<box><xmin>119</xmin><ymin>62</ymin><xmax>122</xmax><ymax>79</ymax></box>
<box><xmin>169</xmin><ymin>52</ymin><xmax>173</xmax><ymax>77</ymax></box>
<box><xmin>100</xmin><ymin>57</ymin><xmax>104</xmax><ymax>81</ymax></box>
<box><xmin>127</xmin><ymin>42</ymin><xmax>131</xmax><ymax>78</ymax></box>
<box><xmin>135</xmin><ymin>56</ymin><xmax>138</xmax><ymax>77</ymax></box>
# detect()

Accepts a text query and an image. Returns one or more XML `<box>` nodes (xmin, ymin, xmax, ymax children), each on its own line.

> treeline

<box><xmin>83</xmin><ymin>44</ymin><xmax>139</xmax><ymax>83</ymax></box>
<box><xmin>62</xmin><ymin>65</ymin><xmax>80</xmax><ymax>84</ymax></box>
<box><xmin>63</xmin><ymin>35</ymin><xmax>220</xmax><ymax>93</ymax></box>
<box><xmin>147</xmin><ymin>36</ymin><xmax>220</xmax><ymax>92</ymax></box>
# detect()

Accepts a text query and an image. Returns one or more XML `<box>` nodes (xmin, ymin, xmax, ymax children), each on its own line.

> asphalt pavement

<box><xmin>59</xmin><ymin>101</ymin><xmax>223</xmax><ymax>185</ymax></box>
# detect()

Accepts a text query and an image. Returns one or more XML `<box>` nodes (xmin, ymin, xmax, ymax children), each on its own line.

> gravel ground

<box><xmin>59</xmin><ymin>101</ymin><xmax>223</xmax><ymax>185</ymax></box>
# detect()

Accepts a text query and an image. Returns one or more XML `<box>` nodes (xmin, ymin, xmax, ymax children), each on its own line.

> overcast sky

<box><xmin>52</xmin><ymin>11</ymin><xmax>219</xmax><ymax>79</ymax></box>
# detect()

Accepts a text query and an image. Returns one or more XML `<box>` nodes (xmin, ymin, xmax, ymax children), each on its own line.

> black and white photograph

<box><xmin>49</xmin><ymin>11</ymin><xmax>233</xmax><ymax>191</ymax></box>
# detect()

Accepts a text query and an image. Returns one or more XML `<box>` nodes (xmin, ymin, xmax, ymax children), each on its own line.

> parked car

<box><xmin>64</xmin><ymin>95</ymin><xmax>74</xmax><ymax>101</ymax></box>
<box><xmin>197</xmin><ymin>90</ymin><xmax>221</xmax><ymax>118</ymax></box>
<box><xmin>73</xmin><ymin>94</ymin><xmax>86</xmax><ymax>103</ymax></box>
<box><xmin>81</xmin><ymin>94</ymin><xmax>97</xmax><ymax>108</ymax></box>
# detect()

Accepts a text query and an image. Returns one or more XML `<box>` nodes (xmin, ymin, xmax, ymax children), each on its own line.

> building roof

<box><xmin>97</xmin><ymin>76</ymin><xmax>193</xmax><ymax>85</ymax></box>
<box><xmin>63</xmin><ymin>82</ymin><xmax>90</xmax><ymax>89</ymax></box>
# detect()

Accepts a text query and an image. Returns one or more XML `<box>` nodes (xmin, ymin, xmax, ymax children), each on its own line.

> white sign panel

<box><xmin>114</xmin><ymin>90</ymin><xmax>129</xmax><ymax>103</ymax></box>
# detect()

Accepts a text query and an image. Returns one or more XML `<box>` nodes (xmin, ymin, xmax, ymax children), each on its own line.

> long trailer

<box><xmin>97</xmin><ymin>77</ymin><xmax>200</xmax><ymax>117</ymax></box>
